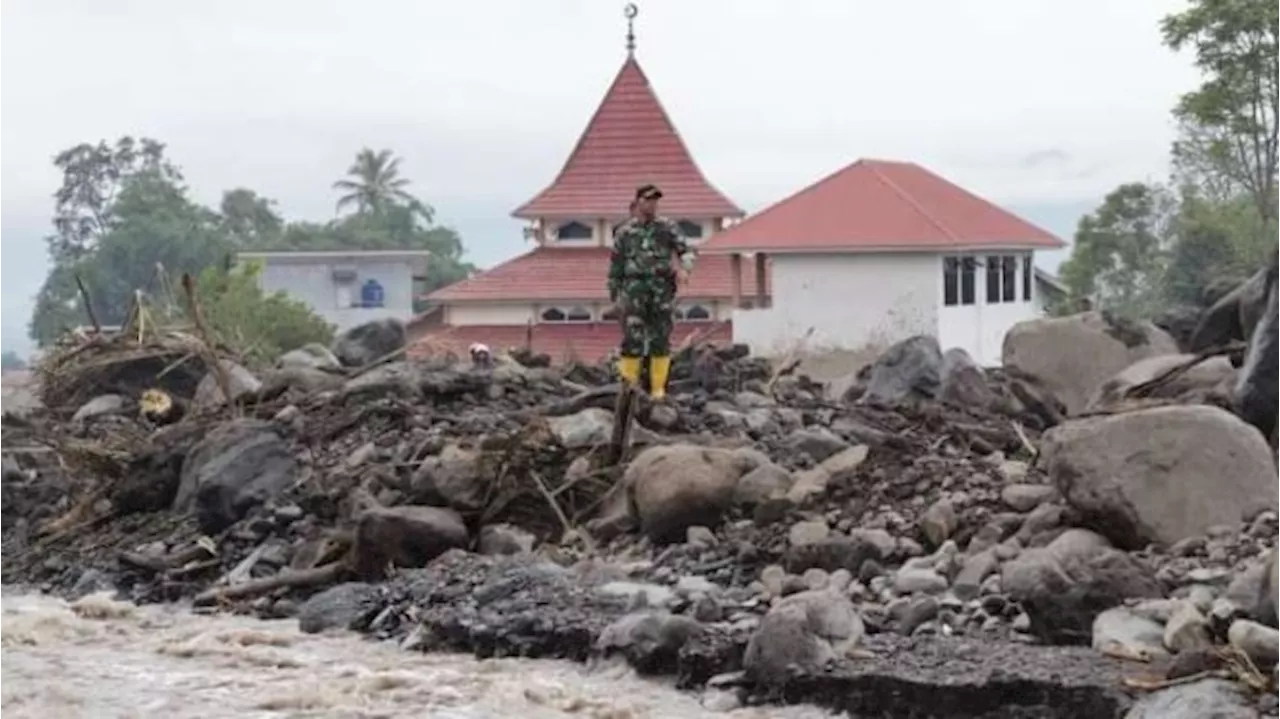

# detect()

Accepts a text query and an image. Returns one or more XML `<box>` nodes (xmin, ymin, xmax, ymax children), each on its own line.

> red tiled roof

<box><xmin>408</xmin><ymin>321</ymin><xmax>734</xmax><ymax>365</ymax></box>
<box><xmin>702</xmin><ymin>159</ymin><xmax>1066</xmax><ymax>254</ymax></box>
<box><xmin>513</xmin><ymin>57</ymin><xmax>743</xmax><ymax>220</ymax></box>
<box><xmin>426</xmin><ymin>246</ymin><xmax>770</xmax><ymax>302</ymax></box>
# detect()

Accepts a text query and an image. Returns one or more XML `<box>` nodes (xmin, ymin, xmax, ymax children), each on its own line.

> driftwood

<box><xmin>192</xmin><ymin>561</ymin><xmax>346</xmax><ymax>606</ymax></box>
<box><xmin>1123</xmin><ymin>341</ymin><xmax>1246</xmax><ymax>400</ymax></box>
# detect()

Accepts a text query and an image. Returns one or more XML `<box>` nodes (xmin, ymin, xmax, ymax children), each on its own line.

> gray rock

<box><xmin>862</xmin><ymin>335</ymin><xmax>943</xmax><ymax>405</ymax></box>
<box><xmin>548</xmin><ymin>408</ymin><xmax>615</xmax><ymax>449</ymax></box>
<box><xmin>1043</xmin><ymin>405</ymin><xmax>1278</xmax><ymax>549</ymax></box>
<box><xmin>1091</xmin><ymin>607</ymin><xmax>1168</xmax><ymax>661</ymax></box>
<box><xmin>893</xmin><ymin>566</ymin><xmax>948</xmax><ymax>595</ymax></box>
<box><xmin>298</xmin><ymin>582</ymin><xmax>381</xmax><ymax>634</ymax></box>
<box><xmin>193</xmin><ymin>360</ymin><xmax>262</xmax><ymax>409</ymax></box>
<box><xmin>342</xmin><ymin>362</ymin><xmax>421</xmax><ymax>398</ymax></box>
<box><xmin>332</xmin><ymin>318</ymin><xmax>407</xmax><ymax>368</ymax></box>
<box><xmin>953</xmin><ymin>549</ymin><xmax>999</xmax><ymax>601</ymax></box>
<box><xmin>69</xmin><ymin>568</ymin><xmax>116</xmax><ymax>599</ymax></box>
<box><xmin>785</xmin><ymin>428</ymin><xmax>849</xmax><ymax>463</ymax></box>
<box><xmin>1163</xmin><ymin>600</ymin><xmax>1213</xmax><ymax>653</ymax></box>
<box><xmin>1002</xmin><ymin>529</ymin><xmax>1162</xmax><ymax>644</ymax></box>
<box><xmin>788</xmin><ymin>519</ymin><xmax>830</xmax><ymax>547</ymax></box>
<box><xmin>938</xmin><ymin>348</ymin><xmax>996</xmax><ymax>409</ymax></box>
<box><xmin>352</xmin><ymin>505</ymin><xmax>469</xmax><ymax>579</ymax></box>
<box><xmin>626</xmin><ymin>444</ymin><xmax>754</xmax><ymax>542</ymax></box>
<box><xmin>783</xmin><ymin>534</ymin><xmax>888</xmax><ymax>574</ymax></box>
<box><xmin>786</xmin><ymin>445</ymin><xmax>870</xmax><ymax>504</ymax></box>
<box><xmin>595</xmin><ymin>611</ymin><xmax>703</xmax><ymax>673</ymax></box>
<box><xmin>409</xmin><ymin>444</ymin><xmax>488</xmax><ymax>513</ymax></box>
<box><xmin>1087</xmin><ymin>353</ymin><xmax>1236</xmax><ymax>412</ymax></box>
<box><xmin>743</xmin><ymin>590</ymin><xmax>864</xmax><ymax>686</ymax></box>
<box><xmin>72</xmin><ymin>394</ymin><xmax>127</xmax><ymax>422</ymax></box>
<box><xmin>477</xmin><ymin>523</ymin><xmax>536</xmax><ymax>555</ymax></box>
<box><xmin>1227</xmin><ymin>618</ymin><xmax>1279</xmax><ymax>668</ymax></box>
<box><xmin>174</xmin><ymin>419</ymin><xmax>301</xmax><ymax>533</ymax></box>
<box><xmin>898</xmin><ymin>595</ymin><xmax>940</xmax><ymax>636</ymax></box>
<box><xmin>278</xmin><ymin>342</ymin><xmax>342</xmax><ymax>371</ymax></box>
<box><xmin>598</xmin><ymin>582</ymin><xmax>677</xmax><ymax>608</ymax></box>
<box><xmin>1001</xmin><ymin>483</ymin><xmax>1058</xmax><ymax>512</ymax></box>
<box><xmin>1125</xmin><ymin>678</ymin><xmax>1257</xmax><ymax>719</ymax></box>
<box><xmin>919</xmin><ymin>498</ymin><xmax>957</xmax><ymax>548</ymax></box>
<box><xmin>732</xmin><ymin>463</ymin><xmax>793</xmax><ymax>508</ymax></box>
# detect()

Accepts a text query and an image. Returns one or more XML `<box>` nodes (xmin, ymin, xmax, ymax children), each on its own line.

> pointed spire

<box><xmin>624</xmin><ymin>3</ymin><xmax>638</xmax><ymax>56</ymax></box>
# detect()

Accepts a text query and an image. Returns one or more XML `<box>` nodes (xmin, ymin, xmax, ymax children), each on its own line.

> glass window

<box><xmin>1001</xmin><ymin>255</ymin><xmax>1017</xmax><ymax>303</ymax></box>
<box><xmin>1022</xmin><ymin>255</ymin><xmax>1033</xmax><ymax>301</ymax></box>
<box><xmin>985</xmin><ymin>256</ymin><xmax>1001</xmax><ymax>303</ymax></box>
<box><xmin>556</xmin><ymin>221</ymin><xmax>593</xmax><ymax>241</ymax></box>
<box><xmin>540</xmin><ymin>307</ymin><xmax>566</xmax><ymax>322</ymax></box>
<box><xmin>677</xmin><ymin>220</ymin><xmax>703</xmax><ymax>238</ymax></box>
<box><xmin>943</xmin><ymin>257</ymin><xmax>959</xmax><ymax>306</ymax></box>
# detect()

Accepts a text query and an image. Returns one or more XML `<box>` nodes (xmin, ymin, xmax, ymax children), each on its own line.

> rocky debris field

<box><xmin>3</xmin><ymin>289</ymin><xmax>1278</xmax><ymax>718</ymax></box>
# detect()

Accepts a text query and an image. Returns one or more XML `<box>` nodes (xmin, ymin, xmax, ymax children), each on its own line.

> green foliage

<box><xmin>197</xmin><ymin>262</ymin><xmax>334</xmax><ymax>366</ymax></box>
<box><xmin>1161</xmin><ymin>0</ymin><xmax>1278</xmax><ymax>224</ymax></box>
<box><xmin>1</xmin><ymin>351</ymin><xmax>27</xmax><ymax>371</ymax></box>
<box><xmin>29</xmin><ymin>140</ymin><xmax>476</xmax><ymax>351</ymax></box>
<box><xmin>1059</xmin><ymin>183</ymin><xmax>1175</xmax><ymax>318</ymax></box>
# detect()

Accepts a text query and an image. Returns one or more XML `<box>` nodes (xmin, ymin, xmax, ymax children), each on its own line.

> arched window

<box><xmin>683</xmin><ymin>304</ymin><xmax>711</xmax><ymax>321</ymax></box>
<box><xmin>359</xmin><ymin>278</ymin><xmax>385</xmax><ymax>308</ymax></box>
<box><xmin>677</xmin><ymin>220</ymin><xmax>704</xmax><ymax>239</ymax></box>
<box><xmin>540</xmin><ymin>307</ymin><xmax>566</xmax><ymax>322</ymax></box>
<box><xmin>556</xmin><ymin>221</ymin><xmax>593</xmax><ymax>241</ymax></box>
<box><xmin>565</xmin><ymin>305</ymin><xmax>592</xmax><ymax>322</ymax></box>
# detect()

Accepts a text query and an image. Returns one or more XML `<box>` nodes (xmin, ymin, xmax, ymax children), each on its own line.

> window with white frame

<box><xmin>1022</xmin><ymin>255</ymin><xmax>1033</xmax><ymax>301</ymax></box>
<box><xmin>555</xmin><ymin>221</ymin><xmax>593</xmax><ymax>242</ymax></box>
<box><xmin>540</xmin><ymin>305</ymin><xmax>593</xmax><ymax>323</ymax></box>
<box><xmin>675</xmin><ymin>303</ymin><xmax>712</xmax><ymax>322</ymax></box>
<box><xmin>943</xmin><ymin>256</ymin><xmax>977</xmax><ymax>307</ymax></box>
<box><xmin>984</xmin><ymin>254</ymin><xmax>1021</xmax><ymax>304</ymax></box>
<box><xmin>677</xmin><ymin>220</ymin><xmax>704</xmax><ymax>239</ymax></box>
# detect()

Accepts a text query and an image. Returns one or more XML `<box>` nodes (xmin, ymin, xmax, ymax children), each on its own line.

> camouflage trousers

<box><xmin>617</xmin><ymin>274</ymin><xmax>676</xmax><ymax>357</ymax></box>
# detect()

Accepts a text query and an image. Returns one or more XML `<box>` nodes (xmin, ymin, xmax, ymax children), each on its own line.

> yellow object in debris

<box><xmin>139</xmin><ymin>388</ymin><xmax>180</xmax><ymax>424</ymax></box>
<box><xmin>649</xmin><ymin>355</ymin><xmax>671</xmax><ymax>400</ymax></box>
<box><xmin>618</xmin><ymin>355</ymin><xmax>642</xmax><ymax>386</ymax></box>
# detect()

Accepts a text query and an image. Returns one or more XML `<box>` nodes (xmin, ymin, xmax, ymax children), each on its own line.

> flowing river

<box><xmin>0</xmin><ymin>590</ymin><xmax>833</xmax><ymax>719</ymax></box>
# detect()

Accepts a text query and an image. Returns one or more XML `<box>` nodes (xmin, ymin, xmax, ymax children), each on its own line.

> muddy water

<box><xmin>1</xmin><ymin>590</ymin><xmax>833</xmax><ymax>719</ymax></box>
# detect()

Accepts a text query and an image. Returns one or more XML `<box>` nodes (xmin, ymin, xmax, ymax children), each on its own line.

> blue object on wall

<box><xmin>360</xmin><ymin>279</ymin><xmax>385</xmax><ymax>308</ymax></box>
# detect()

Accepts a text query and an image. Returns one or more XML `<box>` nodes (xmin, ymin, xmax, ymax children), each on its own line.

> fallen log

<box><xmin>192</xmin><ymin>561</ymin><xmax>346</xmax><ymax>606</ymax></box>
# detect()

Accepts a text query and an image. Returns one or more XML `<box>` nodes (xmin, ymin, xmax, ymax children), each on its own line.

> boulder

<box><xmin>938</xmin><ymin>348</ymin><xmax>996</xmax><ymax>408</ymax></box>
<box><xmin>1042</xmin><ymin>405</ymin><xmax>1278</xmax><ymax>549</ymax></box>
<box><xmin>1091</xmin><ymin>607</ymin><xmax>1168</xmax><ymax>661</ymax></box>
<box><xmin>1124</xmin><ymin>679</ymin><xmax>1258</xmax><ymax>719</ymax></box>
<box><xmin>547</xmin><ymin>408</ymin><xmax>615</xmax><ymax>449</ymax></box>
<box><xmin>594</xmin><ymin>611</ymin><xmax>704</xmax><ymax>674</ymax></box>
<box><xmin>1002</xmin><ymin>528</ymin><xmax>1162</xmax><ymax>644</ymax></box>
<box><xmin>332</xmin><ymin>318</ymin><xmax>407</xmax><ymax>368</ymax></box>
<box><xmin>625</xmin><ymin>444</ymin><xmax>754</xmax><ymax>542</ymax></box>
<box><xmin>743</xmin><ymin>590</ymin><xmax>864</xmax><ymax>686</ymax></box>
<box><xmin>1266</xmin><ymin>548</ymin><xmax>1279</xmax><ymax>628</ymax></box>
<box><xmin>353</xmin><ymin>505</ymin><xmax>468</xmax><ymax>579</ymax></box>
<box><xmin>1235</xmin><ymin>271</ymin><xmax>1277</xmax><ymax>441</ymax></box>
<box><xmin>409</xmin><ymin>444</ymin><xmax>488</xmax><ymax>513</ymax></box>
<box><xmin>784</xmin><ymin>428</ymin><xmax>849</xmax><ymax>463</ymax></box>
<box><xmin>261</xmin><ymin>366</ymin><xmax>344</xmax><ymax>396</ymax></box>
<box><xmin>193</xmin><ymin>360</ymin><xmax>262</xmax><ymax>410</ymax></box>
<box><xmin>733</xmin><ymin>462</ymin><xmax>794</xmax><ymax>508</ymax></box>
<box><xmin>478</xmin><ymin>523</ymin><xmax>536</xmax><ymax>555</ymax></box>
<box><xmin>1085</xmin><ymin>354</ymin><xmax>1236</xmax><ymax>412</ymax></box>
<box><xmin>787</xmin><ymin>444</ymin><xmax>870</xmax><ymax>504</ymax></box>
<box><xmin>278</xmin><ymin>343</ymin><xmax>342</xmax><ymax>371</ymax></box>
<box><xmin>342</xmin><ymin>362</ymin><xmax>421</xmax><ymax>399</ymax></box>
<box><xmin>861</xmin><ymin>335</ymin><xmax>943</xmax><ymax>406</ymax></box>
<box><xmin>1002</xmin><ymin>311</ymin><xmax>1178</xmax><ymax>415</ymax></box>
<box><xmin>298</xmin><ymin>582</ymin><xmax>381</xmax><ymax>633</ymax></box>
<box><xmin>173</xmin><ymin>419</ymin><xmax>301</xmax><ymax>532</ymax></box>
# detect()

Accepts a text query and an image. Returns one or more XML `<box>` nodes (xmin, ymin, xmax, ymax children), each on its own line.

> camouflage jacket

<box><xmin>608</xmin><ymin>216</ymin><xmax>696</xmax><ymax>301</ymax></box>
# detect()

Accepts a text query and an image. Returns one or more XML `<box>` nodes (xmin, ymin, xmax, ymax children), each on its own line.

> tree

<box><xmin>219</xmin><ymin>188</ymin><xmax>283</xmax><ymax>247</ymax></box>
<box><xmin>332</xmin><ymin>148</ymin><xmax>434</xmax><ymax>222</ymax></box>
<box><xmin>1162</xmin><ymin>0</ymin><xmax>1279</xmax><ymax>225</ymax></box>
<box><xmin>1059</xmin><ymin>183</ymin><xmax>1175</xmax><ymax>318</ymax></box>
<box><xmin>1164</xmin><ymin>190</ymin><xmax>1275</xmax><ymax>304</ymax></box>
<box><xmin>47</xmin><ymin>137</ymin><xmax>180</xmax><ymax>262</ymax></box>
<box><xmin>1</xmin><ymin>351</ymin><xmax>26</xmax><ymax>371</ymax></box>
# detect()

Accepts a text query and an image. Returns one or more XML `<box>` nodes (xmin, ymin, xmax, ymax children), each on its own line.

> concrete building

<box><xmin>238</xmin><ymin>250</ymin><xmax>430</xmax><ymax>333</ymax></box>
<box><xmin>701</xmin><ymin>159</ymin><xmax>1066</xmax><ymax>366</ymax></box>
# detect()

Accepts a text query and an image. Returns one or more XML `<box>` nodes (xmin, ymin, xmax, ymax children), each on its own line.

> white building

<box><xmin>237</xmin><ymin>250</ymin><xmax>431</xmax><ymax>333</ymax></box>
<box><xmin>701</xmin><ymin>159</ymin><xmax>1067</xmax><ymax>367</ymax></box>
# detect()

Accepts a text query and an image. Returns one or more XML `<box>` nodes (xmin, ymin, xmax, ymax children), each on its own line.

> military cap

<box><xmin>635</xmin><ymin>184</ymin><xmax>663</xmax><ymax>200</ymax></box>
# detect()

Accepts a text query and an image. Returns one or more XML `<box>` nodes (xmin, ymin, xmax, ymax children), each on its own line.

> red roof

<box><xmin>513</xmin><ymin>57</ymin><xmax>743</xmax><ymax>220</ymax></box>
<box><xmin>702</xmin><ymin>159</ymin><xmax>1065</xmax><ymax>254</ymax></box>
<box><xmin>408</xmin><ymin>321</ymin><xmax>734</xmax><ymax>365</ymax></box>
<box><xmin>426</xmin><ymin>246</ymin><xmax>769</xmax><ymax>302</ymax></box>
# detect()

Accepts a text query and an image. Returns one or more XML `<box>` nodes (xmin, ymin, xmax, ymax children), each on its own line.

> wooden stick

<box><xmin>530</xmin><ymin>470</ymin><xmax>595</xmax><ymax>552</ymax></box>
<box><xmin>1124</xmin><ymin>341</ymin><xmax>1246</xmax><ymax>399</ymax></box>
<box><xmin>74</xmin><ymin>273</ymin><xmax>100</xmax><ymax>333</ymax></box>
<box><xmin>192</xmin><ymin>561</ymin><xmax>345</xmax><ymax>606</ymax></box>
<box><xmin>180</xmin><ymin>273</ymin><xmax>238</xmax><ymax>414</ymax></box>
<box><xmin>766</xmin><ymin>326</ymin><xmax>814</xmax><ymax>394</ymax></box>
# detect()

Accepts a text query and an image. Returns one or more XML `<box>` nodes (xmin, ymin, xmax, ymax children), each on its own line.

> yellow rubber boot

<box><xmin>649</xmin><ymin>355</ymin><xmax>671</xmax><ymax>400</ymax></box>
<box><xmin>618</xmin><ymin>355</ymin><xmax>642</xmax><ymax>386</ymax></box>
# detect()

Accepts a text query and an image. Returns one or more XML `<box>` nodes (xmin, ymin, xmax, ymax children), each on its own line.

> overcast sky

<box><xmin>2</xmin><ymin>0</ymin><xmax>1199</xmax><ymax>355</ymax></box>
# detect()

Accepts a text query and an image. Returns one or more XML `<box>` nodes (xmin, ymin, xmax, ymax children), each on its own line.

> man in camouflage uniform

<box><xmin>608</xmin><ymin>184</ymin><xmax>696</xmax><ymax>400</ymax></box>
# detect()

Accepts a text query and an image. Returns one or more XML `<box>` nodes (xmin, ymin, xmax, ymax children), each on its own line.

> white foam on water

<box><xmin>1</xmin><ymin>590</ymin><xmax>834</xmax><ymax>719</ymax></box>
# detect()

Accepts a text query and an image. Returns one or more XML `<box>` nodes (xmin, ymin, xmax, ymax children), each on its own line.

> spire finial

<box><xmin>624</xmin><ymin>3</ymin><xmax>638</xmax><ymax>55</ymax></box>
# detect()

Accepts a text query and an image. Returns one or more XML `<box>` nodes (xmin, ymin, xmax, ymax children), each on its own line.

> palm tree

<box><xmin>332</xmin><ymin>148</ymin><xmax>434</xmax><ymax>222</ymax></box>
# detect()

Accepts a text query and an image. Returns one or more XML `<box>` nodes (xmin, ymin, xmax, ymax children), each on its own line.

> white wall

<box><xmin>449</xmin><ymin>303</ymin><xmax>535</xmax><ymax>325</ymax></box>
<box><xmin>733</xmin><ymin>253</ymin><xmax>939</xmax><ymax>357</ymax></box>
<box><xmin>258</xmin><ymin>257</ymin><xmax>416</xmax><ymax>333</ymax></box>
<box><xmin>536</xmin><ymin>217</ymin><xmax>721</xmax><ymax>247</ymax></box>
